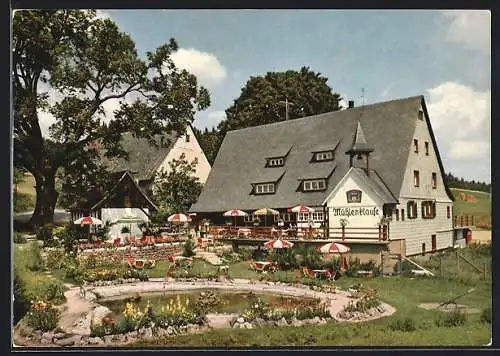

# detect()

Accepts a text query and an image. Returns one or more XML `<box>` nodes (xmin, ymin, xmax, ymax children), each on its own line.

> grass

<box><xmin>450</xmin><ymin>188</ymin><xmax>491</xmax><ymax>229</ymax></box>
<box><xmin>131</xmin><ymin>246</ymin><xmax>491</xmax><ymax>347</ymax></box>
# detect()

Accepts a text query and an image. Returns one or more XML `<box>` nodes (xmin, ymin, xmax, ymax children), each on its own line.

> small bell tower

<box><xmin>345</xmin><ymin>121</ymin><xmax>374</xmax><ymax>176</ymax></box>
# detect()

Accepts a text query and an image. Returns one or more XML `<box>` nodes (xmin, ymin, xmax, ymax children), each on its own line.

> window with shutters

<box><xmin>312</xmin><ymin>211</ymin><xmax>324</xmax><ymax>221</ymax></box>
<box><xmin>425</xmin><ymin>141</ymin><xmax>429</xmax><ymax>156</ymax></box>
<box><xmin>431</xmin><ymin>235</ymin><xmax>437</xmax><ymax>251</ymax></box>
<box><xmin>414</xmin><ymin>139</ymin><xmax>419</xmax><ymax>153</ymax></box>
<box><xmin>421</xmin><ymin>201</ymin><xmax>436</xmax><ymax>219</ymax></box>
<box><xmin>407</xmin><ymin>201</ymin><xmax>418</xmax><ymax>219</ymax></box>
<box><xmin>298</xmin><ymin>212</ymin><xmax>310</xmax><ymax>221</ymax></box>
<box><xmin>401</xmin><ymin>209</ymin><xmax>405</xmax><ymax>221</ymax></box>
<box><xmin>447</xmin><ymin>206</ymin><xmax>451</xmax><ymax>219</ymax></box>
<box><xmin>395</xmin><ymin>209</ymin><xmax>399</xmax><ymax>221</ymax></box>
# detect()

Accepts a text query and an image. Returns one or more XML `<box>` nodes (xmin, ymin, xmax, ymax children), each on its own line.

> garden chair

<box><xmin>127</xmin><ymin>257</ymin><xmax>136</xmax><ymax>268</ymax></box>
<box><xmin>324</xmin><ymin>269</ymin><xmax>336</xmax><ymax>281</ymax></box>
<box><xmin>134</xmin><ymin>259</ymin><xmax>145</xmax><ymax>269</ymax></box>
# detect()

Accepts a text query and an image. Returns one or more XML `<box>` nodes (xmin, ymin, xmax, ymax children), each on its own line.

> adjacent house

<box><xmin>70</xmin><ymin>124</ymin><xmax>211</xmax><ymax>238</ymax></box>
<box><xmin>189</xmin><ymin>96</ymin><xmax>455</xmax><ymax>260</ymax></box>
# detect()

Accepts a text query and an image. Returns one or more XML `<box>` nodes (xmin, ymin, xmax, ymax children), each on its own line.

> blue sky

<box><xmin>40</xmin><ymin>10</ymin><xmax>491</xmax><ymax>182</ymax></box>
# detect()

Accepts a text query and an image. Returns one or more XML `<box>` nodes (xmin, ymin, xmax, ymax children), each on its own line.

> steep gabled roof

<box><xmin>100</xmin><ymin>132</ymin><xmax>180</xmax><ymax>181</ymax></box>
<box><xmin>190</xmin><ymin>96</ymin><xmax>427</xmax><ymax>212</ymax></box>
<box><xmin>91</xmin><ymin>170</ymin><xmax>159</xmax><ymax>212</ymax></box>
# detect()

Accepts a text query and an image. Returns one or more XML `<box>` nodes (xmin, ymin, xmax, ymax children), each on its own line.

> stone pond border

<box><xmin>14</xmin><ymin>278</ymin><xmax>396</xmax><ymax>347</ymax></box>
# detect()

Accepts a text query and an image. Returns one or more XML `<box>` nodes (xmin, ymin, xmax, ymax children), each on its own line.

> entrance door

<box><xmin>431</xmin><ymin>235</ymin><xmax>437</xmax><ymax>251</ymax></box>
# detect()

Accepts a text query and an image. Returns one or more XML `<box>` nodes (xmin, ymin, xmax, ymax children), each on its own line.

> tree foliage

<box><xmin>194</xmin><ymin>67</ymin><xmax>342</xmax><ymax>165</ymax></box>
<box><xmin>444</xmin><ymin>173</ymin><xmax>491</xmax><ymax>193</ymax></box>
<box><xmin>152</xmin><ymin>153</ymin><xmax>203</xmax><ymax>214</ymax></box>
<box><xmin>13</xmin><ymin>10</ymin><xmax>210</xmax><ymax>236</ymax></box>
<box><xmin>218</xmin><ymin>66</ymin><xmax>342</xmax><ymax>132</ymax></box>
<box><xmin>192</xmin><ymin>127</ymin><xmax>224</xmax><ymax>166</ymax></box>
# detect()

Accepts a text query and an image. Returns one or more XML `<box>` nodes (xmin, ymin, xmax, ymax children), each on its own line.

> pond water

<box><xmin>100</xmin><ymin>290</ymin><xmax>317</xmax><ymax>317</ymax></box>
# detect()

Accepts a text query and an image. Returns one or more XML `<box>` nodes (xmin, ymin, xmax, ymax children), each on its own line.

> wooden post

<box><xmin>378</xmin><ymin>225</ymin><xmax>382</xmax><ymax>241</ymax></box>
<box><xmin>483</xmin><ymin>262</ymin><xmax>487</xmax><ymax>280</ymax></box>
<box><xmin>398</xmin><ymin>254</ymin><xmax>402</xmax><ymax>275</ymax></box>
<box><xmin>341</xmin><ymin>226</ymin><xmax>345</xmax><ymax>240</ymax></box>
<box><xmin>440</xmin><ymin>256</ymin><xmax>443</xmax><ymax>277</ymax></box>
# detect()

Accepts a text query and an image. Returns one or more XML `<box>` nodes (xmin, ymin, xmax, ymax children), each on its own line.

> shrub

<box><xmin>25</xmin><ymin>242</ymin><xmax>44</xmax><ymax>272</ymax></box>
<box><xmin>183</xmin><ymin>237</ymin><xmax>196</xmax><ymax>257</ymax></box>
<box><xmin>14</xmin><ymin>232</ymin><xmax>27</xmax><ymax>244</ymax></box>
<box><xmin>44</xmin><ymin>248</ymin><xmax>66</xmax><ymax>270</ymax></box>
<box><xmin>480</xmin><ymin>307</ymin><xmax>492</xmax><ymax>324</ymax></box>
<box><xmin>238</xmin><ymin>248</ymin><xmax>253</xmax><ymax>261</ymax></box>
<box><xmin>21</xmin><ymin>274</ymin><xmax>67</xmax><ymax>305</ymax></box>
<box><xmin>389</xmin><ymin>317</ymin><xmax>417</xmax><ymax>332</ymax></box>
<box><xmin>24</xmin><ymin>301</ymin><xmax>60</xmax><ymax>331</ymax></box>
<box><xmin>272</xmin><ymin>249</ymin><xmax>298</xmax><ymax>270</ymax></box>
<box><xmin>435</xmin><ymin>309</ymin><xmax>467</xmax><ymax>327</ymax></box>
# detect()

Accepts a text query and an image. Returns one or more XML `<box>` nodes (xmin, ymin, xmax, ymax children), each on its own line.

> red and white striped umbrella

<box><xmin>167</xmin><ymin>213</ymin><xmax>192</xmax><ymax>222</ymax></box>
<box><xmin>264</xmin><ymin>239</ymin><xmax>294</xmax><ymax>249</ymax></box>
<box><xmin>288</xmin><ymin>204</ymin><xmax>315</xmax><ymax>213</ymax></box>
<box><xmin>317</xmin><ymin>242</ymin><xmax>350</xmax><ymax>254</ymax></box>
<box><xmin>73</xmin><ymin>216</ymin><xmax>103</xmax><ymax>225</ymax></box>
<box><xmin>223</xmin><ymin>209</ymin><xmax>248</xmax><ymax>217</ymax></box>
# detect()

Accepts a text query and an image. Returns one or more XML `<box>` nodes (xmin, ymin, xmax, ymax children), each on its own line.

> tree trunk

<box><xmin>29</xmin><ymin>169</ymin><xmax>59</xmax><ymax>239</ymax></box>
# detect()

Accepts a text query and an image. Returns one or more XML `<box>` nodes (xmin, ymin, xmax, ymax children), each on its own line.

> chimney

<box><xmin>348</xmin><ymin>100</ymin><xmax>354</xmax><ymax>109</ymax></box>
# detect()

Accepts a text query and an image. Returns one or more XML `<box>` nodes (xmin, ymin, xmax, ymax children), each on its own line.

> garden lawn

<box><xmin>145</xmin><ymin>258</ymin><xmax>218</xmax><ymax>279</ymax></box>
<box><xmin>133</xmin><ymin>274</ymin><xmax>491</xmax><ymax>347</ymax></box>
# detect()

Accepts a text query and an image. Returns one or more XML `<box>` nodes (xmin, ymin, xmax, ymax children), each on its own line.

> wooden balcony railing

<box><xmin>328</xmin><ymin>226</ymin><xmax>387</xmax><ymax>241</ymax></box>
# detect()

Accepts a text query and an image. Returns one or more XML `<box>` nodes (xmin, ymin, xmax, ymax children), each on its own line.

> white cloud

<box><xmin>441</xmin><ymin>10</ymin><xmax>490</xmax><ymax>55</ymax></box>
<box><xmin>448</xmin><ymin>140</ymin><xmax>489</xmax><ymax>160</ymax></box>
<box><xmin>170</xmin><ymin>48</ymin><xmax>227</xmax><ymax>89</ymax></box>
<box><xmin>95</xmin><ymin>10</ymin><xmax>112</xmax><ymax>20</ymax></box>
<box><xmin>426</xmin><ymin>81</ymin><xmax>490</xmax><ymax>181</ymax></box>
<box><xmin>193</xmin><ymin>110</ymin><xmax>226</xmax><ymax>130</ymax></box>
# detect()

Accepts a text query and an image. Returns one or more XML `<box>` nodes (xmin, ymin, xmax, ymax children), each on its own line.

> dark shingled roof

<box><xmin>190</xmin><ymin>95</ymin><xmax>452</xmax><ymax>212</ymax></box>
<box><xmin>101</xmin><ymin>132</ymin><xmax>178</xmax><ymax>181</ymax></box>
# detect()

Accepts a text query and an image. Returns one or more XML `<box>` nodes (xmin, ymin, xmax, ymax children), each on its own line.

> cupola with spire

<box><xmin>345</xmin><ymin>120</ymin><xmax>374</xmax><ymax>176</ymax></box>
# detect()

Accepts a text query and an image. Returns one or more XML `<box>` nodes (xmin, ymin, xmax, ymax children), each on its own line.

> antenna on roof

<box><xmin>361</xmin><ymin>88</ymin><xmax>365</xmax><ymax>106</ymax></box>
<box><xmin>279</xmin><ymin>98</ymin><xmax>295</xmax><ymax>121</ymax></box>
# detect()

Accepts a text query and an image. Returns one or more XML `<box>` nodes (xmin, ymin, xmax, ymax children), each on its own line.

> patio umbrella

<box><xmin>317</xmin><ymin>242</ymin><xmax>350</xmax><ymax>254</ymax></box>
<box><xmin>223</xmin><ymin>209</ymin><xmax>248</xmax><ymax>226</ymax></box>
<box><xmin>317</xmin><ymin>242</ymin><xmax>350</xmax><ymax>272</ymax></box>
<box><xmin>253</xmin><ymin>207</ymin><xmax>280</xmax><ymax>226</ymax></box>
<box><xmin>73</xmin><ymin>216</ymin><xmax>103</xmax><ymax>225</ymax></box>
<box><xmin>167</xmin><ymin>213</ymin><xmax>192</xmax><ymax>222</ymax></box>
<box><xmin>264</xmin><ymin>238</ymin><xmax>294</xmax><ymax>249</ymax></box>
<box><xmin>288</xmin><ymin>204</ymin><xmax>315</xmax><ymax>213</ymax></box>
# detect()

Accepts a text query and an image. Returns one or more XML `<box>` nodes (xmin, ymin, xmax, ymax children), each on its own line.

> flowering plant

<box><xmin>25</xmin><ymin>300</ymin><xmax>60</xmax><ymax>331</ymax></box>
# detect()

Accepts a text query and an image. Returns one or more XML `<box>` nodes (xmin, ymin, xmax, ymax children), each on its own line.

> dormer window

<box><xmin>267</xmin><ymin>157</ymin><xmax>284</xmax><ymax>167</ymax></box>
<box><xmin>185</xmin><ymin>133</ymin><xmax>190</xmax><ymax>142</ymax></box>
<box><xmin>254</xmin><ymin>183</ymin><xmax>276</xmax><ymax>195</ymax></box>
<box><xmin>314</xmin><ymin>151</ymin><xmax>334</xmax><ymax>162</ymax></box>
<box><xmin>418</xmin><ymin>109</ymin><xmax>424</xmax><ymax>120</ymax></box>
<box><xmin>302</xmin><ymin>179</ymin><xmax>326</xmax><ymax>192</ymax></box>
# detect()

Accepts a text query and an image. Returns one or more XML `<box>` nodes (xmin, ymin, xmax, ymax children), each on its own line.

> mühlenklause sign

<box><xmin>331</xmin><ymin>206</ymin><xmax>381</xmax><ymax>217</ymax></box>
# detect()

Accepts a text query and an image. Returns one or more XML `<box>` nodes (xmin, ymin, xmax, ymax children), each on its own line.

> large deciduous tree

<box><xmin>218</xmin><ymin>66</ymin><xmax>342</xmax><ymax>132</ymax></box>
<box><xmin>13</xmin><ymin>10</ymin><xmax>210</xmax><ymax>238</ymax></box>
<box><xmin>152</xmin><ymin>153</ymin><xmax>203</xmax><ymax>215</ymax></box>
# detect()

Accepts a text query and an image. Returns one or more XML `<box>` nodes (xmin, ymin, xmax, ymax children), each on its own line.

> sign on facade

<box><xmin>331</xmin><ymin>206</ymin><xmax>381</xmax><ymax>217</ymax></box>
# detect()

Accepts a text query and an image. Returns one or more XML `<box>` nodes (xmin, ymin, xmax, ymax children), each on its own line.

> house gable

<box><xmin>398</xmin><ymin>97</ymin><xmax>454</xmax><ymax>202</ymax></box>
<box><xmin>156</xmin><ymin>124</ymin><xmax>211</xmax><ymax>185</ymax></box>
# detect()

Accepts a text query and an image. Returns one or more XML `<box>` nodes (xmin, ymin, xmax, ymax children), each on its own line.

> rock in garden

<box><xmin>103</xmin><ymin>335</ymin><xmax>114</xmax><ymax>344</ymax></box>
<box><xmin>277</xmin><ymin>317</ymin><xmax>288</xmax><ymax>327</ymax></box>
<box><xmin>243</xmin><ymin>322</ymin><xmax>252</xmax><ymax>329</ymax></box>
<box><xmin>40</xmin><ymin>338</ymin><xmax>53</xmax><ymax>345</ymax></box>
<box><xmin>166</xmin><ymin>326</ymin><xmax>174</xmax><ymax>335</ymax></box>
<box><xmin>143</xmin><ymin>328</ymin><xmax>154</xmax><ymax>339</ymax></box>
<box><xmin>88</xmin><ymin>337</ymin><xmax>103</xmax><ymax>345</ymax></box>
<box><xmin>53</xmin><ymin>332</ymin><xmax>66</xmax><ymax>339</ymax></box>
<box><xmin>237</xmin><ymin>317</ymin><xmax>245</xmax><ymax>324</ymax></box>
<box><xmin>254</xmin><ymin>318</ymin><xmax>266</xmax><ymax>328</ymax></box>
<box><xmin>41</xmin><ymin>332</ymin><xmax>54</xmax><ymax>342</ymax></box>
<box><xmin>128</xmin><ymin>331</ymin><xmax>138</xmax><ymax>338</ymax></box>
<box><xmin>54</xmin><ymin>336</ymin><xmax>76</xmax><ymax>347</ymax></box>
<box><xmin>91</xmin><ymin>306</ymin><xmax>112</xmax><ymax>325</ymax></box>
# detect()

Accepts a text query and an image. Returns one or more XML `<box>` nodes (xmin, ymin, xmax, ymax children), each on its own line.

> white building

<box><xmin>190</xmin><ymin>96</ymin><xmax>455</xmax><ymax>262</ymax></box>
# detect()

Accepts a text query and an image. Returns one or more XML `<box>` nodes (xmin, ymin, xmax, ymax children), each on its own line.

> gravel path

<box><xmin>57</xmin><ymin>287</ymin><xmax>95</xmax><ymax>335</ymax></box>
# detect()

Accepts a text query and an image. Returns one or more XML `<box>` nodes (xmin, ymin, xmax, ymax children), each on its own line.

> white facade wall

<box><xmin>326</xmin><ymin>172</ymin><xmax>384</xmax><ymax>230</ymax></box>
<box><xmin>156</xmin><ymin>125</ymin><xmax>211</xmax><ymax>185</ymax></box>
<box><xmin>101</xmin><ymin>208</ymin><xmax>150</xmax><ymax>242</ymax></box>
<box><xmin>390</xmin><ymin>104</ymin><xmax>454</xmax><ymax>256</ymax></box>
